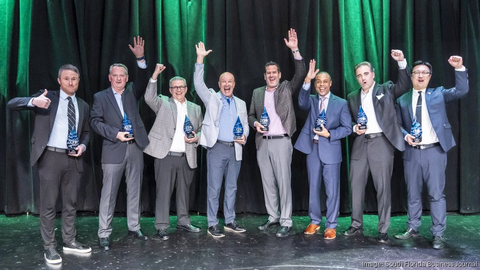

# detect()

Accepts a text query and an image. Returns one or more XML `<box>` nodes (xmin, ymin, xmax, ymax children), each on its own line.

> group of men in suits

<box><xmin>8</xmin><ymin>30</ymin><xmax>468</xmax><ymax>264</ymax></box>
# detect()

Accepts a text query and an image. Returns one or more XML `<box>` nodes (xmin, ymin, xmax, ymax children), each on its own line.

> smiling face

<box><xmin>57</xmin><ymin>69</ymin><xmax>80</xmax><ymax>96</ymax></box>
<box><xmin>314</xmin><ymin>73</ymin><xmax>332</xmax><ymax>97</ymax></box>
<box><xmin>218</xmin><ymin>72</ymin><xmax>235</xmax><ymax>98</ymax></box>
<box><xmin>264</xmin><ymin>65</ymin><xmax>281</xmax><ymax>89</ymax></box>
<box><xmin>109</xmin><ymin>66</ymin><xmax>129</xmax><ymax>92</ymax></box>
<box><xmin>411</xmin><ymin>64</ymin><xmax>432</xmax><ymax>90</ymax></box>
<box><xmin>355</xmin><ymin>64</ymin><xmax>375</xmax><ymax>92</ymax></box>
<box><xmin>169</xmin><ymin>79</ymin><xmax>187</xmax><ymax>103</ymax></box>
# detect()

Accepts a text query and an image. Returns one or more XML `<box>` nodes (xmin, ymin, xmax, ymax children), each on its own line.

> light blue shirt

<box><xmin>217</xmin><ymin>94</ymin><xmax>237</xmax><ymax>142</ymax></box>
<box><xmin>47</xmin><ymin>90</ymin><xmax>79</xmax><ymax>148</ymax></box>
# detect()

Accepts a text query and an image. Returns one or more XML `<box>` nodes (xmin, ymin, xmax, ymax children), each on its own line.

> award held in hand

<box><xmin>315</xmin><ymin>109</ymin><xmax>327</xmax><ymax>132</ymax></box>
<box><xmin>184</xmin><ymin>115</ymin><xmax>195</xmax><ymax>139</ymax></box>
<box><xmin>122</xmin><ymin>113</ymin><xmax>134</xmax><ymax>138</ymax></box>
<box><xmin>357</xmin><ymin>106</ymin><xmax>368</xmax><ymax>130</ymax></box>
<box><xmin>67</xmin><ymin>127</ymin><xmax>79</xmax><ymax>155</ymax></box>
<box><xmin>259</xmin><ymin>107</ymin><xmax>270</xmax><ymax>131</ymax></box>
<box><xmin>233</xmin><ymin>116</ymin><xmax>244</xmax><ymax>140</ymax></box>
<box><xmin>410</xmin><ymin>118</ymin><xmax>422</xmax><ymax>143</ymax></box>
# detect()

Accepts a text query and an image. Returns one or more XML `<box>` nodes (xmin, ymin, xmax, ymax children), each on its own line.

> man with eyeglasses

<box><xmin>344</xmin><ymin>50</ymin><xmax>411</xmax><ymax>243</ymax></box>
<box><xmin>143</xmin><ymin>64</ymin><xmax>203</xmax><ymax>240</ymax></box>
<box><xmin>394</xmin><ymin>56</ymin><xmax>468</xmax><ymax>249</ymax></box>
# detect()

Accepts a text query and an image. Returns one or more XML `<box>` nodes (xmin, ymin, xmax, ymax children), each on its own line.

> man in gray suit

<box><xmin>194</xmin><ymin>41</ymin><xmax>249</xmax><ymax>238</ymax></box>
<box><xmin>394</xmin><ymin>56</ymin><xmax>468</xmax><ymax>249</ymax></box>
<box><xmin>344</xmin><ymin>50</ymin><xmax>410</xmax><ymax>243</ymax></box>
<box><xmin>90</xmin><ymin>36</ymin><xmax>149</xmax><ymax>250</ymax></box>
<box><xmin>144</xmin><ymin>64</ymin><xmax>203</xmax><ymax>241</ymax></box>
<box><xmin>248</xmin><ymin>28</ymin><xmax>306</xmax><ymax>238</ymax></box>
<box><xmin>294</xmin><ymin>60</ymin><xmax>352</xmax><ymax>239</ymax></box>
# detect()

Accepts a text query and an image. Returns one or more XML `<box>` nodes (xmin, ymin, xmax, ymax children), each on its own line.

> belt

<box><xmin>364</xmin><ymin>132</ymin><xmax>384</xmax><ymax>139</ymax></box>
<box><xmin>262</xmin><ymin>134</ymin><xmax>289</xmax><ymax>140</ymax></box>
<box><xmin>168</xmin><ymin>151</ymin><xmax>185</xmax><ymax>157</ymax></box>
<box><xmin>216</xmin><ymin>140</ymin><xmax>234</xmax><ymax>147</ymax></box>
<box><xmin>412</xmin><ymin>142</ymin><xmax>440</xmax><ymax>150</ymax></box>
<box><xmin>313</xmin><ymin>139</ymin><xmax>319</xmax><ymax>144</ymax></box>
<box><xmin>46</xmin><ymin>146</ymin><xmax>68</xmax><ymax>154</ymax></box>
<box><xmin>126</xmin><ymin>140</ymin><xmax>136</xmax><ymax>144</ymax></box>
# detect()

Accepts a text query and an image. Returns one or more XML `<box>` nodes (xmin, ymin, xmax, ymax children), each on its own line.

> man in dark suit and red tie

<box><xmin>8</xmin><ymin>64</ymin><xmax>91</xmax><ymax>264</ymax></box>
<box><xmin>394</xmin><ymin>56</ymin><xmax>468</xmax><ymax>249</ymax></box>
<box><xmin>294</xmin><ymin>60</ymin><xmax>352</xmax><ymax>239</ymax></box>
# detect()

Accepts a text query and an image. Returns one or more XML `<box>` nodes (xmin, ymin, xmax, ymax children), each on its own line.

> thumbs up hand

<box><xmin>32</xmin><ymin>89</ymin><xmax>51</xmax><ymax>109</ymax></box>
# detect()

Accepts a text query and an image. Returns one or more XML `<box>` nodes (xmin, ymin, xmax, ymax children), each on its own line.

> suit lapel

<box><xmin>49</xmin><ymin>91</ymin><xmax>60</xmax><ymax>130</ymax></box>
<box><xmin>106</xmin><ymin>88</ymin><xmax>123</xmax><ymax>119</ymax></box>
<box><xmin>258</xmin><ymin>88</ymin><xmax>266</xmax><ymax>115</ymax></box>
<box><xmin>405</xmin><ymin>91</ymin><xmax>414</xmax><ymax>121</ymax></box>
<box><xmin>169</xmin><ymin>97</ymin><xmax>178</xmax><ymax>124</ymax></box>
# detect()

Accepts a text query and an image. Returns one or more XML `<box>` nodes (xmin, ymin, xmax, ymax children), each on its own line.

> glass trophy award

<box><xmin>259</xmin><ymin>107</ymin><xmax>270</xmax><ymax>131</ymax></box>
<box><xmin>357</xmin><ymin>106</ymin><xmax>368</xmax><ymax>130</ymax></box>
<box><xmin>67</xmin><ymin>127</ymin><xmax>79</xmax><ymax>155</ymax></box>
<box><xmin>122</xmin><ymin>113</ymin><xmax>134</xmax><ymax>138</ymax></box>
<box><xmin>410</xmin><ymin>118</ymin><xmax>422</xmax><ymax>143</ymax></box>
<box><xmin>233</xmin><ymin>116</ymin><xmax>244</xmax><ymax>140</ymax></box>
<box><xmin>315</xmin><ymin>109</ymin><xmax>327</xmax><ymax>132</ymax></box>
<box><xmin>184</xmin><ymin>115</ymin><xmax>195</xmax><ymax>139</ymax></box>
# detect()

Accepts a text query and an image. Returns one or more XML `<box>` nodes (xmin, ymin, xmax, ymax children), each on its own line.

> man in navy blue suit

<box><xmin>294</xmin><ymin>60</ymin><xmax>352</xmax><ymax>239</ymax></box>
<box><xmin>394</xmin><ymin>56</ymin><xmax>468</xmax><ymax>249</ymax></box>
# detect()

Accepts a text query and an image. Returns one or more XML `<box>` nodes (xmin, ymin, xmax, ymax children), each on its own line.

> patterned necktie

<box><xmin>319</xmin><ymin>96</ymin><xmax>326</xmax><ymax>113</ymax></box>
<box><xmin>67</xmin><ymin>96</ymin><xmax>75</xmax><ymax>133</ymax></box>
<box><xmin>415</xmin><ymin>91</ymin><xmax>422</xmax><ymax>125</ymax></box>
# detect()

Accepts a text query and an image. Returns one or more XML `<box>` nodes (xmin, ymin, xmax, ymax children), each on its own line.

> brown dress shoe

<box><xmin>304</xmin><ymin>223</ymin><xmax>320</xmax><ymax>235</ymax></box>
<box><xmin>324</xmin><ymin>228</ymin><xmax>336</xmax><ymax>239</ymax></box>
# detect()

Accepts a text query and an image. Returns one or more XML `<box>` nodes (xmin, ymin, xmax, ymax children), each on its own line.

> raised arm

<box><xmin>144</xmin><ymin>63</ymin><xmax>166</xmax><ymax>112</ymax></box>
<box><xmin>390</xmin><ymin>49</ymin><xmax>411</xmax><ymax>99</ymax></box>
<box><xmin>284</xmin><ymin>28</ymin><xmax>306</xmax><ymax>94</ymax></box>
<box><xmin>194</xmin><ymin>42</ymin><xmax>215</xmax><ymax>104</ymax></box>
<box><xmin>443</xmin><ymin>56</ymin><xmax>469</xmax><ymax>103</ymax></box>
<box><xmin>299</xmin><ymin>60</ymin><xmax>319</xmax><ymax>111</ymax></box>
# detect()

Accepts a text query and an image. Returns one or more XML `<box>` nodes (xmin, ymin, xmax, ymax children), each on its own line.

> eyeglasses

<box><xmin>170</xmin><ymin>86</ymin><xmax>187</xmax><ymax>90</ymax></box>
<box><xmin>412</xmin><ymin>70</ymin><xmax>431</xmax><ymax>76</ymax></box>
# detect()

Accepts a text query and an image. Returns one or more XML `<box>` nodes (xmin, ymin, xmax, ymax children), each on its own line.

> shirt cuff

<box><xmin>455</xmin><ymin>66</ymin><xmax>466</xmax><ymax>71</ymax></box>
<box><xmin>28</xmin><ymin>98</ymin><xmax>35</xmax><ymax>107</ymax></box>
<box><xmin>303</xmin><ymin>82</ymin><xmax>311</xmax><ymax>90</ymax></box>
<box><xmin>137</xmin><ymin>60</ymin><xmax>147</xmax><ymax>69</ymax></box>
<box><xmin>150</xmin><ymin>78</ymin><xmax>157</xmax><ymax>83</ymax></box>
<box><xmin>398</xmin><ymin>59</ymin><xmax>407</xmax><ymax>69</ymax></box>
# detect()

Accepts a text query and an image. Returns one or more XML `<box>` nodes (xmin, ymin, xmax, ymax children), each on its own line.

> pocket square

<box><xmin>376</xmin><ymin>93</ymin><xmax>384</xmax><ymax>100</ymax></box>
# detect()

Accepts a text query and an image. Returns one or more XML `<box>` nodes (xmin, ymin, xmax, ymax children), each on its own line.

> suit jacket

<box><xmin>90</xmin><ymin>78</ymin><xmax>149</xmax><ymax>164</ymax></box>
<box><xmin>396</xmin><ymin>70</ymin><xmax>469</xmax><ymax>159</ymax></box>
<box><xmin>8</xmin><ymin>90</ymin><xmax>90</xmax><ymax>171</ymax></box>
<box><xmin>193</xmin><ymin>63</ymin><xmax>249</xmax><ymax>161</ymax></box>
<box><xmin>248</xmin><ymin>58</ymin><xmax>306</xmax><ymax>149</ymax></box>
<box><xmin>143</xmin><ymin>80</ymin><xmax>203</xmax><ymax>169</ymax></box>
<box><xmin>294</xmin><ymin>87</ymin><xmax>352</xmax><ymax>164</ymax></box>
<box><xmin>347</xmin><ymin>68</ymin><xmax>411</xmax><ymax>157</ymax></box>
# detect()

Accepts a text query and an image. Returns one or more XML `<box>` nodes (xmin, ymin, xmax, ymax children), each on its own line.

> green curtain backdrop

<box><xmin>1</xmin><ymin>0</ymin><xmax>479</xmax><ymax>215</ymax></box>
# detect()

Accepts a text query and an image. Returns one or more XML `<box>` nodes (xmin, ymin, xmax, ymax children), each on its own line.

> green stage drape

<box><xmin>1</xmin><ymin>0</ymin><xmax>479</xmax><ymax>215</ymax></box>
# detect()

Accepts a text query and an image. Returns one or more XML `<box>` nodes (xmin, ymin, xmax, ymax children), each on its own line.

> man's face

<box><xmin>314</xmin><ymin>73</ymin><xmax>332</xmax><ymax>97</ymax></box>
<box><xmin>57</xmin><ymin>70</ymin><xmax>80</xmax><ymax>96</ymax></box>
<box><xmin>109</xmin><ymin>66</ymin><xmax>129</xmax><ymax>92</ymax></box>
<box><xmin>411</xmin><ymin>64</ymin><xmax>432</xmax><ymax>90</ymax></box>
<box><xmin>355</xmin><ymin>65</ymin><xmax>375</xmax><ymax>92</ymax></box>
<box><xmin>169</xmin><ymin>79</ymin><xmax>187</xmax><ymax>103</ymax></box>
<box><xmin>218</xmin><ymin>72</ymin><xmax>235</xmax><ymax>98</ymax></box>
<box><xmin>264</xmin><ymin>65</ymin><xmax>281</xmax><ymax>89</ymax></box>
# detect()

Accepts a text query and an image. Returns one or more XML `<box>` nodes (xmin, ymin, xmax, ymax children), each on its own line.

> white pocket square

<box><xmin>376</xmin><ymin>93</ymin><xmax>384</xmax><ymax>100</ymax></box>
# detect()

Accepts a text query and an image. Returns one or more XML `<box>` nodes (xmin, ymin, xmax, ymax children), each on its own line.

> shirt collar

<box><xmin>60</xmin><ymin>89</ymin><xmax>76</xmax><ymax>101</ymax></box>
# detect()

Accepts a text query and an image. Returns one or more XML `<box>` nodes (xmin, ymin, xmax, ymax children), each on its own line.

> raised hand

<box><xmin>32</xmin><ymin>89</ymin><xmax>51</xmax><ymax>109</ymax></box>
<box><xmin>195</xmin><ymin>42</ymin><xmax>212</xmax><ymax>64</ymax></box>
<box><xmin>284</xmin><ymin>28</ymin><xmax>298</xmax><ymax>50</ymax></box>
<box><xmin>448</xmin><ymin>56</ymin><xmax>463</xmax><ymax>69</ymax></box>
<box><xmin>305</xmin><ymin>60</ymin><xmax>319</xmax><ymax>84</ymax></box>
<box><xmin>391</xmin><ymin>49</ymin><xmax>405</xmax><ymax>61</ymax></box>
<box><xmin>128</xmin><ymin>36</ymin><xmax>145</xmax><ymax>58</ymax></box>
<box><xmin>151</xmin><ymin>63</ymin><xmax>166</xmax><ymax>80</ymax></box>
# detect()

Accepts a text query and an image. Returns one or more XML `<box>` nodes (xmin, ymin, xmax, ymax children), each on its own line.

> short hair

<box><xmin>58</xmin><ymin>64</ymin><xmax>80</xmax><ymax>78</ymax></box>
<box><xmin>169</xmin><ymin>76</ymin><xmax>187</xmax><ymax>87</ymax></box>
<box><xmin>315</xmin><ymin>71</ymin><xmax>332</xmax><ymax>81</ymax></box>
<box><xmin>109</xmin><ymin>63</ymin><xmax>128</xmax><ymax>75</ymax></box>
<box><xmin>354</xmin><ymin>61</ymin><xmax>375</xmax><ymax>74</ymax></box>
<box><xmin>412</xmin><ymin>60</ymin><xmax>433</xmax><ymax>75</ymax></box>
<box><xmin>265</xmin><ymin>61</ymin><xmax>281</xmax><ymax>73</ymax></box>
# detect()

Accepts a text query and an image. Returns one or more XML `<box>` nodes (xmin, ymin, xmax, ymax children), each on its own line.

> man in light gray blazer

<box><xmin>248</xmin><ymin>29</ymin><xmax>306</xmax><ymax>238</ymax></box>
<box><xmin>144</xmin><ymin>64</ymin><xmax>203</xmax><ymax>241</ymax></box>
<box><xmin>194</xmin><ymin>42</ymin><xmax>249</xmax><ymax>238</ymax></box>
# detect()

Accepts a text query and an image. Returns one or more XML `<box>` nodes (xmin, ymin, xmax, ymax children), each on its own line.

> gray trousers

<box><xmin>404</xmin><ymin>145</ymin><xmax>447</xmax><ymax>237</ymax></box>
<box><xmin>98</xmin><ymin>143</ymin><xmax>144</xmax><ymax>238</ymax></box>
<box><xmin>257</xmin><ymin>137</ymin><xmax>293</xmax><ymax>227</ymax></box>
<box><xmin>154</xmin><ymin>155</ymin><xmax>194</xmax><ymax>230</ymax></box>
<box><xmin>349</xmin><ymin>135</ymin><xmax>394</xmax><ymax>233</ymax></box>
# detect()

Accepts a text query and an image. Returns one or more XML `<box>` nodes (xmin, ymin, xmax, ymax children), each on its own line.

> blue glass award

<box><xmin>122</xmin><ymin>113</ymin><xmax>134</xmax><ymax>138</ymax></box>
<box><xmin>259</xmin><ymin>107</ymin><xmax>270</xmax><ymax>131</ymax></box>
<box><xmin>184</xmin><ymin>115</ymin><xmax>195</xmax><ymax>139</ymax></box>
<box><xmin>233</xmin><ymin>116</ymin><xmax>244</xmax><ymax>140</ymax></box>
<box><xmin>357</xmin><ymin>106</ymin><xmax>368</xmax><ymax>130</ymax></box>
<box><xmin>315</xmin><ymin>109</ymin><xmax>327</xmax><ymax>132</ymax></box>
<box><xmin>67</xmin><ymin>127</ymin><xmax>79</xmax><ymax>155</ymax></box>
<box><xmin>410</xmin><ymin>118</ymin><xmax>422</xmax><ymax>143</ymax></box>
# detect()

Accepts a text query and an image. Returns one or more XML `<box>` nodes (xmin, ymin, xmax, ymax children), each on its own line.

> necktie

<box><xmin>415</xmin><ymin>91</ymin><xmax>422</xmax><ymax>125</ymax></box>
<box><xmin>319</xmin><ymin>96</ymin><xmax>326</xmax><ymax>113</ymax></box>
<box><xmin>67</xmin><ymin>96</ymin><xmax>76</xmax><ymax>133</ymax></box>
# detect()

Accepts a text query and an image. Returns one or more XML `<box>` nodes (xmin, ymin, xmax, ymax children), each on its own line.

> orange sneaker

<box><xmin>304</xmin><ymin>223</ymin><xmax>320</xmax><ymax>235</ymax></box>
<box><xmin>324</xmin><ymin>228</ymin><xmax>336</xmax><ymax>239</ymax></box>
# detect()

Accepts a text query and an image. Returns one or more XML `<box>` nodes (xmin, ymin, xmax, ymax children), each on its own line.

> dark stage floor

<box><xmin>0</xmin><ymin>213</ymin><xmax>479</xmax><ymax>269</ymax></box>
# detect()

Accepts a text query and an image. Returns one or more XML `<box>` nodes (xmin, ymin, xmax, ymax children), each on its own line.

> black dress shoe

<box><xmin>377</xmin><ymin>233</ymin><xmax>389</xmax><ymax>243</ymax></box>
<box><xmin>63</xmin><ymin>240</ymin><xmax>92</xmax><ymax>253</ymax></box>
<box><xmin>394</xmin><ymin>228</ymin><xmax>419</xmax><ymax>240</ymax></box>
<box><xmin>432</xmin><ymin>236</ymin><xmax>445</xmax><ymax>249</ymax></box>
<box><xmin>98</xmin><ymin>237</ymin><xmax>110</xmax><ymax>251</ymax></box>
<box><xmin>177</xmin><ymin>224</ymin><xmax>201</xmax><ymax>233</ymax></box>
<box><xmin>208</xmin><ymin>224</ymin><xmax>225</xmax><ymax>238</ymax></box>
<box><xmin>153</xmin><ymin>229</ymin><xmax>169</xmax><ymax>241</ymax></box>
<box><xmin>128</xmin><ymin>229</ymin><xmax>148</xmax><ymax>240</ymax></box>
<box><xmin>342</xmin><ymin>226</ymin><xmax>364</xmax><ymax>236</ymax></box>
<box><xmin>224</xmin><ymin>221</ymin><xmax>246</xmax><ymax>233</ymax></box>
<box><xmin>275</xmin><ymin>226</ymin><xmax>292</xmax><ymax>238</ymax></box>
<box><xmin>258</xmin><ymin>220</ymin><xmax>280</xmax><ymax>231</ymax></box>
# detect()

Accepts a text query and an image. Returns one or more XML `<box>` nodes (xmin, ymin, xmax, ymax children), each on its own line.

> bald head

<box><xmin>218</xmin><ymin>72</ymin><xmax>235</xmax><ymax>98</ymax></box>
